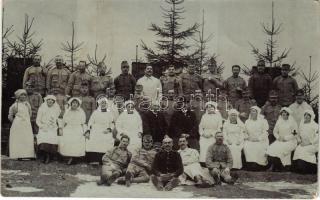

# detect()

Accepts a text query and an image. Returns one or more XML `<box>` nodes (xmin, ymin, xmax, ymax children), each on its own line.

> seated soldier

<box><xmin>206</xmin><ymin>132</ymin><xmax>237</xmax><ymax>185</ymax></box>
<box><xmin>178</xmin><ymin>135</ymin><xmax>211</xmax><ymax>188</ymax></box>
<box><xmin>97</xmin><ymin>135</ymin><xmax>132</xmax><ymax>186</ymax></box>
<box><xmin>117</xmin><ymin>134</ymin><xmax>157</xmax><ymax>186</ymax></box>
<box><xmin>151</xmin><ymin>135</ymin><xmax>183</xmax><ymax>191</ymax></box>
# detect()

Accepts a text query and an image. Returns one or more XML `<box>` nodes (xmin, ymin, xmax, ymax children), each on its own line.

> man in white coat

<box><xmin>137</xmin><ymin>65</ymin><xmax>162</xmax><ymax>102</ymax></box>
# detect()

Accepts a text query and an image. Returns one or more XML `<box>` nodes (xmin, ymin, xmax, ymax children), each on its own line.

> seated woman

<box><xmin>59</xmin><ymin>97</ymin><xmax>86</xmax><ymax>165</ymax></box>
<box><xmin>223</xmin><ymin>109</ymin><xmax>246</xmax><ymax>170</ymax></box>
<box><xmin>266</xmin><ymin>107</ymin><xmax>298</xmax><ymax>172</ymax></box>
<box><xmin>199</xmin><ymin>101</ymin><xmax>223</xmax><ymax>166</ymax></box>
<box><xmin>36</xmin><ymin>95</ymin><xmax>61</xmax><ymax>164</ymax></box>
<box><xmin>243</xmin><ymin>106</ymin><xmax>269</xmax><ymax>171</ymax></box>
<box><xmin>85</xmin><ymin>97</ymin><xmax>116</xmax><ymax>165</ymax></box>
<box><xmin>292</xmin><ymin>110</ymin><xmax>318</xmax><ymax>174</ymax></box>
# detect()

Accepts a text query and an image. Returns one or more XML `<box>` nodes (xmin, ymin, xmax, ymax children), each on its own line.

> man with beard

<box><xmin>23</xmin><ymin>55</ymin><xmax>47</xmax><ymax>96</ymax></box>
<box><xmin>206</xmin><ymin>132</ymin><xmax>236</xmax><ymax>185</ymax></box>
<box><xmin>223</xmin><ymin>65</ymin><xmax>246</xmax><ymax>108</ymax></box>
<box><xmin>142</xmin><ymin>103</ymin><xmax>168</xmax><ymax>146</ymax></box>
<box><xmin>117</xmin><ymin>134</ymin><xmax>157</xmax><ymax>187</ymax></box>
<box><xmin>248</xmin><ymin>60</ymin><xmax>273</xmax><ymax>107</ymax></box>
<box><xmin>46</xmin><ymin>56</ymin><xmax>70</xmax><ymax>95</ymax></box>
<box><xmin>151</xmin><ymin>135</ymin><xmax>183</xmax><ymax>191</ymax></box>
<box><xmin>97</xmin><ymin>135</ymin><xmax>132</xmax><ymax>186</ymax></box>
<box><xmin>65</xmin><ymin>60</ymin><xmax>92</xmax><ymax>97</ymax></box>
<box><xmin>178</xmin><ymin>135</ymin><xmax>211</xmax><ymax>188</ymax></box>
<box><xmin>273</xmin><ymin>64</ymin><xmax>299</xmax><ymax>107</ymax></box>
<box><xmin>91</xmin><ymin>62</ymin><xmax>113</xmax><ymax>98</ymax></box>
<box><xmin>161</xmin><ymin>65</ymin><xmax>182</xmax><ymax>96</ymax></box>
<box><xmin>261</xmin><ymin>90</ymin><xmax>282</xmax><ymax>144</ymax></box>
<box><xmin>114</xmin><ymin>61</ymin><xmax>136</xmax><ymax>101</ymax></box>
<box><xmin>169</xmin><ymin>102</ymin><xmax>200</xmax><ymax>150</ymax></box>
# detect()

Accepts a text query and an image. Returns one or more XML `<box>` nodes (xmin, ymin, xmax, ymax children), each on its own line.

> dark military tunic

<box><xmin>206</xmin><ymin>143</ymin><xmax>233</xmax><ymax>169</ymax></box>
<box><xmin>65</xmin><ymin>71</ymin><xmax>92</xmax><ymax>97</ymax></box>
<box><xmin>114</xmin><ymin>73</ymin><xmax>136</xmax><ymax>100</ymax></box>
<box><xmin>272</xmin><ymin>76</ymin><xmax>299</xmax><ymax>107</ymax></box>
<box><xmin>91</xmin><ymin>75</ymin><xmax>113</xmax><ymax>98</ymax></box>
<box><xmin>161</xmin><ymin>76</ymin><xmax>182</xmax><ymax>96</ymax></box>
<box><xmin>234</xmin><ymin>99</ymin><xmax>257</xmax><ymax>122</ymax></box>
<box><xmin>261</xmin><ymin>101</ymin><xmax>282</xmax><ymax>144</ymax></box>
<box><xmin>79</xmin><ymin>95</ymin><xmax>96</xmax><ymax>123</ymax></box>
<box><xmin>46</xmin><ymin>67</ymin><xmax>70</xmax><ymax>95</ymax></box>
<box><xmin>248</xmin><ymin>73</ymin><xmax>273</xmax><ymax>107</ymax></box>
<box><xmin>23</xmin><ymin>66</ymin><xmax>47</xmax><ymax>96</ymax></box>
<box><xmin>223</xmin><ymin>76</ymin><xmax>246</xmax><ymax>107</ymax></box>
<box><xmin>142</xmin><ymin>111</ymin><xmax>168</xmax><ymax>144</ymax></box>
<box><xmin>180</xmin><ymin>73</ymin><xmax>203</xmax><ymax>100</ymax></box>
<box><xmin>152</xmin><ymin>150</ymin><xmax>183</xmax><ymax>177</ymax></box>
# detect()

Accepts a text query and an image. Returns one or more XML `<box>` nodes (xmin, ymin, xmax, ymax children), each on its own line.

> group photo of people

<box><xmin>6</xmin><ymin>54</ymin><xmax>318</xmax><ymax>190</ymax></box>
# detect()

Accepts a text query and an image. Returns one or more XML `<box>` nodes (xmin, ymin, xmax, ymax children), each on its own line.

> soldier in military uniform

<box><xmin>78</xmin><ymin>83</ymin><xmax>96</xmax><ymax>123</ymax></box>
<box><xmin>248</xmin><ymin>60</ymin><xmax>273</xmax><ymax>107</ymax></box>
<box><xmin>261</xmin><ymin>90</ymin><xmax>282</xmax><ymax>144</ymax></box>
<box><xmin>117</xmin><ymin>134</ymin><xmax>157</xmax><ymax>187</ymax></box>
<box><xmin>114</xmin><ymin>61</ymin><xmax>136</xmax><ymax>101</ymax></box>
<box><xmin>25</xmin><ymin>81</ymin><xmax>43</xmax><ymax>134</ymax></box>
<box><xmin>223</xmin><ymin>65</ymin><xmax>246</xmax><ymax>108</ymax></box>
<box><xmin>217</xmin><ymin>90</ymin><xmax>231</xmax><ymax>120</ymax></box>
<box><xmin>190</xmin><ymin>89</ymin><xmax>206</xmax><ymax>125</ymax></box>
<box><xmin>91</xmin><ymin>62</ymin><xmax>113</xmax><ymax>98</ymax></box>
<box><xmin>161</xmin><ymin>65</ymin><xmax>182</xmax><ymax>96</ymax></box>
<box><xmin>273</xmin><ymin>64</ymin><xmax>299</xmax><ymax>107</ymax></box>
<box><xmin>234</xmin><ymin>88</ymin><xmax>257</xmax><ymax>123</ymax></box>
<box><xmin>65</xmin><ymin>61</ymin><xmax>92</xmax><ymax>97</ymax></box>
<box><xmin>161</xmin><ymin>89</ymin><xmax>177</xmax><ymax>126</ymax></box>
<box><xmin>23</xmin><ymin>55</ymin><xmax>47</xmax><ymax>96</ymax></box>
<box><xmin>46</xmin><ymin>56</ymin><xmax>70</xmax><ymax>95</ymax></box>
<box><xmin>202</xmin><ymin>61</ymin><xmax>223</xmax><ymax>96</ymax></box>
<box><xmin>180</xmin><ymin>65</ymin><xmax>203</xmax><ymax>102</ymax></box>
<box><xmin>97</xmin><ymin>135</ymin><xmax>132</xmax><ymax>186</ymax></box>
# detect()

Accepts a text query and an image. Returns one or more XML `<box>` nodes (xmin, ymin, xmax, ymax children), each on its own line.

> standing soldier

<box><xmin>288</xmin><ymin>90</ymin><xmax>312</xmax><ymax>125</ymax></box>
<box><xmin>248</xmin><ymin>60</ymin><xmax>273</xmax><ymax>107</ymax></box>
<box><xmin>234</xmin><ymin>88</ymin><xmax>257</xmax><ymax>123</ymax></box>
<box><xmin>273</xmin><ymin>64</ymin><xmax>299</xmax><ymax>107</ymax></box>
<box><xmin>190</xmin><ymin>89</ymin><xmax>206</xmax><ymax>125</ymax></box>
<box><xmin>223</xmin><ymin>65</ymin><xmax>246</xmax><ymax>108</ymax></box>
<box><xmin>78</xmin><ymin>82</ymin><xmax>96</xmax><ymax>123</ymax></box>
<box><xmin>180</xmin><ymin>64</ymin><xmax>203</xmax><ymax>102</ymax></box>
<box><xmin>114</xmin><ymin>61</ymin><xmax>136</xmax><ymax>101</ymax></box>
<box><xmin>23</xmin><ymin>55</ymin><xmax>47</xmax><ymax>96</ymax></box>
<box><xmin>202</xmin><ymin>61</ymin><xmax>223</xmax><ymax>96</ymax></box>
<box><xmin>161</xmin><ymin>89</ymin><xmax>177</xmax><ymax>126</ymax></box>
<box><xmin>91</xmin><ymin>62</ymin><xmax>113</xmax><ymax>98</ymax></box>
<box><xmin>46</xmin><ymin>56</ymin><xmax>70</xmax><ymax>115</ymax></box>
<box><xmin>261</xmin><ymin>90</ymin><xmax>282</xmax><ymax>144</ymax></box>
<box><xmin>46</xmin><ymin>56</ymin><xmax>70</xmax><ymax>95</ymax></box>
<box><xmin>25</xmin><ymin>81</ymin><xmax>43</xmax><ymax>134</ymax></box>
<box><xmin>161</xmin><ymin>65</ymin><xmax>182</xmax><ymax>96</ymax></box>
<box><xmin>65</xmin><ymin>60</ymin><xmax>92</xmax><ymax>97</ymax></box>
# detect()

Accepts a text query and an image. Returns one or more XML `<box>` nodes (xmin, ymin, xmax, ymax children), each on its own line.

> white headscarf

<box><xmin>225</xmin><ymin>109</ymin><xmax>245</xmax><ymax>127</ymax></box>
<box><xmin>38</xmin><ymin>95</ymin><xmax>61</xmax><ymax>118</ymax></box>
<box><xmin>249</xmin><ymin>106</ymin><xmax>265</xmax><ymax>121</ymax></box>
<box><xmin>300</xmin><ymin>109</ymin><xmax>316</xmax><ymax>127</ymax></box>
<box><xmin>97</xmin><ymin>97</ymin><xmax>109</xmax><ymax>112</ymax></box>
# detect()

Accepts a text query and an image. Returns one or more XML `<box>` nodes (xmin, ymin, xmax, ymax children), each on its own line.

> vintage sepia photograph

<box><xmin>1</xmin><ymin>0</ymin><xmax>319</xmax><ymax>198</ymax></box>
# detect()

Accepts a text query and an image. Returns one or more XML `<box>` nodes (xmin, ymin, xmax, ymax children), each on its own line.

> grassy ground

<box><xmin>1</xmin><ymin>156</ymin><xmax>318</xmax><ymax>198</ymax></box>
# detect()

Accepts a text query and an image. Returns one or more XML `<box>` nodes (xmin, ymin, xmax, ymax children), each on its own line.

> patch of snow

<box><xmin>5</xmin><ymin>187</ymin><xmax>44</xmax><ymax>193</ymax></box>
<box><xmin>2</xmin><ymin>170</ymin><xmax>30</xmax><ymax>176</ymax></box>
<box><xmin>40</xmin><ymin>172</ymin><xmax>51</xmax><ymax>175</ymax></box>
<box><xmin>71</xmin><ymin>182</ymin><xmax>210</xmax><ymax>198</ymax></box>
<box><xmin>243</xmin><ymin>181</ymin><xmax>318</xmax><ymax>199</ymax></box>
<box><xmin>73</xmin><ymin>173</ymin><xmax>100</xmax><ymax>182</ymax></box>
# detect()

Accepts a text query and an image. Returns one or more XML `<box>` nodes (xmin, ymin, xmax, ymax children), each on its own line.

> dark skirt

<box><xmin>292</xmin><ymin>159</ymin><xmax>317</xmax><ymax>174</ymax></box>
<box><xmin>38</xmin><ymin>143</ymin><xmax>58</xmax><ymax>154</ymax></box>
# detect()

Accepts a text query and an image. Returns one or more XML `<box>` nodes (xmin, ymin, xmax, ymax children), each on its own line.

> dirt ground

<box><xmin>1</xmin><ymin>156</ymin><xmax>318</xmax><ymax>198</ymax></box>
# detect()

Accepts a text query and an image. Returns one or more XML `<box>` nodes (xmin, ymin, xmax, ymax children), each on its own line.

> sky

<box><xmin>2</xmin><ymin>0</ymin><xmax>320</xmax><ymax>89</ymax></box>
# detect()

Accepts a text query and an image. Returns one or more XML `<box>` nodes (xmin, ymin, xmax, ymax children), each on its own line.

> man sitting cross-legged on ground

<box><xmin>178</xmin><ymin>134</ymin><xmax>212</xmax><ymax>188</ymax></box>
<box><xmin>151</xmin><ymin>135</ymin><xmax>184</xmax><ymax>191</ymax></box>
<box><xmin>97</xmin><ymin>135</ymin><xmax>132</xmax><ymax>186</ymax></box>
<box><xmin>117</xmin><ymin>134</ymin><xmax>157</xmax><ymax>187</ymax></box>
<box><xmin>206</xmin><ymin>131</ymin><xmax>237</xmax><ymax>185</ymax></box>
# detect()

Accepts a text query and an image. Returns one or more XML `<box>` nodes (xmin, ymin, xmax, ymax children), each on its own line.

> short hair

<box><xmin>120</xmin><ymin>135</ymin><xmax>130</xmax><ymax>141</ymax></box>
<box><xmin>80</xmin><ymin>82</ymin><xmax>89</xmax><ymax>87</ymax></box>
<box><xmin>232</xmin><ymin>65</ymin><xmax>240</xmax><ymax>70</ymax></box>
<box><xmin>79</xmin><ymin>60</ymin><xmax>86</xmax><ymax>65</ymax></box>
<box><xmin>215</xmin><ymin>131</ymin><xmax>223</xmax><ymax>137</ymax></box>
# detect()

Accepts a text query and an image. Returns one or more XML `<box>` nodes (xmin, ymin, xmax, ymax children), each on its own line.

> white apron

<box><xmin>224</xmin><ymin>123</ymin><xmax>244</xmax><ymax>169</ymax></box>
<box><xmin>293</xmin><ymin>122</ymin><xmax>318</xmax><ymax>164</ymax></box>
<box><xmin>86</xmin><ymin>110</ymin><xmax>115</xmax><ymax>153</ymax></box>
<box><xmin>199</xmin><ymin>113</ymin><xmax>222</xmax><ymax>162</ymax></box>
<box><xmin>9</xmin><ymin>102</ymin><xmax>35</xmax><ymax>159</ymax></box>
<box><xmin>243</xmin><ymin>119</ymin><xmax>269</xmax><ymax>166</ymax></box>
<box><xmin>59</xmin><ymin>109</ymin><xmax>86</xmax><ymax>157</ymax></box>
